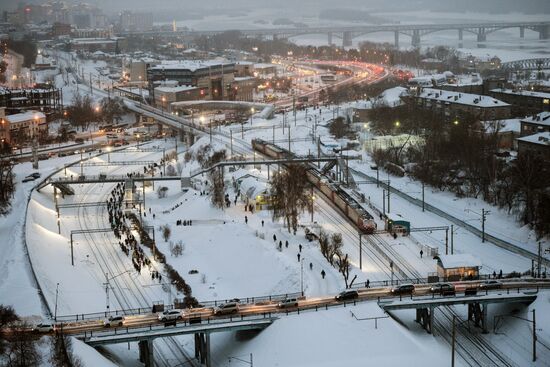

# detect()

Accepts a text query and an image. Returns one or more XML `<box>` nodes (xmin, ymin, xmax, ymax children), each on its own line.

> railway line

<box><xmin>71</xmin><ymin>150</ymin><xmax>196</xmax><ymax>366</ymax></box>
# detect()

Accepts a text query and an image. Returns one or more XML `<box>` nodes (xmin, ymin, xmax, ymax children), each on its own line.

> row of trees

<box><xmin>369</xmin><ymin>104</ymin><xmax>550</xmax><ymax>238</ymax></box>
<box><xmin>66</xmin><ymin>95</ymin><xmax>125</xmax><ymax>130</ymax></box>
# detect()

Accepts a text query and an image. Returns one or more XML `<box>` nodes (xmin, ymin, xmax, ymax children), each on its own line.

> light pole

<box><xmin>161</xmin><ymin>96</ymin><xmax>166</xmax><ymax>115</ymax></box>
<box><xmin>300</xmin><ymin>257</ymin><xmax>305</xmax><ymax>295</ymax></box>
<box><xmin>250</xmin><ymin>107</ymin><xmax>255</xmax><ymax>125</ymax></box>
<box><xmin>54</xmin><ymin>283</ymin><xmax>60</xmax><ymax>321</ymax></box>
<box><xmin>106</xmin><ymin>146</ymin><xmax>112</xmax><ymax>163</ymax></box>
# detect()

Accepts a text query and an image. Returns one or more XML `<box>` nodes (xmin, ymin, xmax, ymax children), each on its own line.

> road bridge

<box><xmin>379</xmin><ymin>291</ymin><xmax>537</xmax><ymax>334</ymax></box>
<box><xmin>76</xmin><ymin>317</ymin><xmax>276</xmax><ymax>367</ymax></box>
<box><xmin>117</xmin><ymin>21</ymin><xmax>550</xmax><ymax>47</ymax></box>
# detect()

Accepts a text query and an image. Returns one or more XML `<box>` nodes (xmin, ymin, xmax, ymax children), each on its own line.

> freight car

<box><xmin>252</xmin><ymin>139</ymin><xmax>376</xmax><ymax>234</ymax></box>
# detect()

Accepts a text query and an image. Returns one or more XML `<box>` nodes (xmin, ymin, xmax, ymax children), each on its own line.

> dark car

<box><xmin>478</xmin><ymin>280</ymin><xmax>502</xmax><ymax>290</ymax></box>
<box><xmin>30</xmin><ymin>172</ymin><xmax>41</xmax><ymax>179</ymax></box>
<box><xmin>391</xmin><ymin>284</ymin><xmax>415</xmax><ymax>295</ymax></box>
<box><xmin>429</xmin><ymin>283</ymin><xmax>455</xmax><ymax>295</ymax></box>
<box><xmin>335</xmin><ymin>290</ymin><xmax>359</xmax><ymax>301</ymax></box>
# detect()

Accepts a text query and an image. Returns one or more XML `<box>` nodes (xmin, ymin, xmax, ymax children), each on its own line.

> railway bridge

<box><xmin>117</xmin><ymin>21</ymin><xmax>550</xmax><ymax>47</ymax></box>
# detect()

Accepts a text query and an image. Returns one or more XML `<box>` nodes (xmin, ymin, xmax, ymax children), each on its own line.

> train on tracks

<box><xmin>252</xmin><ymin>138</ymin><xmax>376</xmax><ymax>234</ymax></box>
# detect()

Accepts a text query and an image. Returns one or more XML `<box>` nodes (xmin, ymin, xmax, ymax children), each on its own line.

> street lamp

<box><xmin>161</xmin><ymin>96</ymin><xmax>166</xmax><ymax>115</ymax></box>
<box><xmin>136</xmin><ymin>134</ymin><xmax>141</xmax><ymax>148</ymax></box>
<box><xmin>106</xmin><ymin>146</ymin><xmax>112</xmax><ymax>163</ymax></box>
<box><xmin>250</xmin><ymin>107</ymin><xmax>255</xmax><ymax>125</ymax></box>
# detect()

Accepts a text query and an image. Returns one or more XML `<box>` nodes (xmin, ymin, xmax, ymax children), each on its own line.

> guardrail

<box><xmin>70</xmin><ymin>284</ymin><xmax>550</xmax><ymax>342</ymax></box>
<box><xmin>350</xmin><ymin>273</ymin><xmax>546</xmax><ymax>290</ymax></box>
<box><xmin>55</xmin><ymin>291</ymin><xmax>303</xmax><ymax>322</ymax></box>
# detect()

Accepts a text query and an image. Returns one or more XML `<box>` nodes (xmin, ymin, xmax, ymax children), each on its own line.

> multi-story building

<box><xmin>70</xmin><ymin>37</ymin><xmax>127</xmax><ymax>53</ymax></box>
<box><xmin>0</xmin><ymin>87</ymin><xmax>62</xmax><ymax>116</ymax></box>
<box><xmin>146</xmin><ymin>60</ymin><xmax>235</xmax><ymax>102</ymax></box>
<box><xmin>5</xmin><ymin>110</ymin><xmax>46</xmax><ymax>143</ymax></box>
<box><xmin>51</xmin><ymin>22</ymin><xmax>71</xmax><ymax>37</ymax></box>
<box><xmin>407</xmin><ymin>88</ymin><xmax>511</xmax><ymax>121</ymax></box>
<box><xmin>119</xmin><ymin>11</ymin><xmax>153</xmax><ymax>32</ymax></box>
<box><xmin>516</xmin><ymin>132</ymin><xmax>550</xmax><ymax>157</ymax></box>
<box><xmin>490</xmin><ymin>88</ymin><xmax>550</xmax><ymax>113</ymax></box>
<box><xmin>519</xmin><ymin>111</ymin><xmax>550</xmax><ymax>136</ymax></box>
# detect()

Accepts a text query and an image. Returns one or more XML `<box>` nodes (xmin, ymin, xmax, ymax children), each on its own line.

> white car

<box><xmin>103</xmin><ymin>315</ymin><xmax>125</xmax><ymax>327</ymax></box>
<box><xmin>32</xmin><ymin>322</ymin><xmax>54</xmax><ymax>333</ymax></box>
<box><xmin>158</xmin><ymin>310</ymin><xmax>182</xmax><ymax>322</ymax></box>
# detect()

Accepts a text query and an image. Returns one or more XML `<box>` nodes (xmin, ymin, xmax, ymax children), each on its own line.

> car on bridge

<box><xmin>277</xmin><ymin>298</ymin><xmax>299</xmax><ymax>308</ymax></box>
<box><xmin>214</xmin><ymin>302</ymin><xmax>239</xmax><ymax>316</ymax></box>
<box><xmin>32</xmin><ymin>322</ymin><xmax>54</xmax><ymax>333</ymax></box>
<box><xmin>335</xmin><ymin>290</ymin><xmax>359</xmax><ymax>301</ymax></box>
<box><xmin>103</xmin><ymin>315</ymin><xmax>125</xmax><ymax>327</ymax></box>
<box><xmin>429</xmin><ymin>283</ymin><xmax>455</xmax><ymax>295</ymax></box>
<box><xmin>158</xmin><ymin>309</ymin><xmax>183</xmax><ymax>322</ymax></box>
<box><xmin>478</xmin><ymin>280</ymin><xmax>502</xmax><ymax>290</ymax></box>
<box><xmin>391</xmin><ymin>284</ymin><xmax>415</xmax><ymax>295</ymax></box>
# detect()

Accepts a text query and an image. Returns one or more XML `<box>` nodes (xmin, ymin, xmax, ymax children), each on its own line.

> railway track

<box><xmin>72</xmin><ymin>150</ymin><xmax>196</xmax><ymax>366</ymax></box>
<box><xmin>433</xmin><ymin>306</ymin><xmax>515</xmax><ymax>367</ymax></box>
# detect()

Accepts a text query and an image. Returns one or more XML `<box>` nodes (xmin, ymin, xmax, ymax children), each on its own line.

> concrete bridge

<box><xmin>379</xmin><ymin>291</ymin><xmax>537</xmax><ymax>335</ymax></box>
<box><xmin>76</xmin><ymin>316</ymin><xmax>276</xmax><ymax>367</ymax></box>
<box><xmin>117</xmin><ymin>21</ymin><xmax>550</xmax><ymax>47</ymax></box>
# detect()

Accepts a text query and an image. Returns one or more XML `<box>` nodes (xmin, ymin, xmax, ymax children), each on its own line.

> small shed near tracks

<box><xmin>434</xmin><ymin>254</ymin><xmax>481</xmax><ymax>281</ymax></box>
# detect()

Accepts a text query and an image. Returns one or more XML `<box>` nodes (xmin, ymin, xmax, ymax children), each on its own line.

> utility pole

<box><xmin>382</xmin><ymin>189</ymin><xmax>386</xmax><ymax>215</ymax></box>
<box><xmin>230</xmin><ymin>130</ymin><xmax>233</xmax><ymax>157</ymax></box>
<box><xmin>54</xmin><ymin>283</ymin><xmax>60</xmax><ymax>321</ymax></box>
<box><xmin>359</xmin><ymin>233</ymin><xmax>363</xmax><ymax>270</ymax></box>
<box><xmin>445</xmin><ymin>227</ymin><xmax>449</xmax><ymax>255</ymax></box>
<box><xmin>387</xmin><ymin>180</ymin><xmax>391</xmax><ymax>213</ymax></box>
<box><xmin>422</xmin><ymin>182</ymin><xmax>425</xmax><ymax>212</ymax></box>
<box><xmin>104</xmin><ymin>272</ymin><xmax>110</xmax><ymax>313</ymax></box>
<box><xmin>272</xmin><ymin>125</ymin><xmax>275</xmax><ymax>144</ymax></box>
<box><xmin>538</xmin><ymin>242</ymin><xmax>542</xmax><ymax>278</ymax></box>
<box><xmin>532</xmin><ymin>309</ymin><xmax>537</xmax><ymax>362</ymax></box>
<box><xmin>451</xmin><ymin>224</ymin><xmax>454</xmax><ymax>254</ymax></box>
<box><xmin>451</xmin><ymin>315</ymin><xmax>456</xmax><ymax>367</ymax></box>
<box><xmin>481</xmin><ymin>208</ymin><xmax>486</xmax><ymax>243</ymax></box>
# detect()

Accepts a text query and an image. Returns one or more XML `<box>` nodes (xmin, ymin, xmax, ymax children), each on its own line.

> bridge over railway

<box><xmin>76</xmin><ymin>317</ymin><xmax>276</xmax><ymax>367</ymax></box>
<box><xmin>117</xmin><ymin>21</ymin><xmax>550</xmax><ymax>47</ymax></box>
<box><xmin>379</xmin><ymin>291</ymin><xmax>537</xmax><ymax>335</ymax></box>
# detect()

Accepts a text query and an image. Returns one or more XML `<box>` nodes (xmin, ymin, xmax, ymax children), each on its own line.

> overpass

<box><xmin>75</xmin><ymin>316</ymin><xmax>276</xmax><ymax>367</ymax></box>
<box><xmin>379</xmin><ymin>291</ymin><xmax>537</xmax><ymax>335</ymax></box>
<box><xmin>117</xmin><ymin>21</ymin><xmax>550</xmax><ymax>47</ymax></box>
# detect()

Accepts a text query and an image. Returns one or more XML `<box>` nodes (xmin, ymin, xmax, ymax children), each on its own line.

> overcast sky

<box><xmin>4</xmin><ymin>0</ymin><xmax>550</xmax><ymax>15</ymax></box>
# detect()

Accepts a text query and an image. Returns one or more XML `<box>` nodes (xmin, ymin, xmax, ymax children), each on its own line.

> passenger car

<box><xmin>158</xmin><ymin>310</ymin><xmax>182</xmax><ymax>321</ymax></box>
<box><xmin>214</xmin><ymin>302</ymin><xmax>239</xmax><ymax>315</ymax></box>
<box><xmin>103</xmin><ymin>315</ymin><xmax>125</xmax><ymax>327</ymax></box>
<box><xmin>335</xmin><ymin>290</ymin><xmax>359</xmax><ymax>301</ymax></box>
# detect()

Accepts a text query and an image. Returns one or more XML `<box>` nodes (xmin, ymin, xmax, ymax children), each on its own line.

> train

<box><xmin>252</xmin><ymin>138</ymin><xmax>377</xmax><ymax>234</ymax></box>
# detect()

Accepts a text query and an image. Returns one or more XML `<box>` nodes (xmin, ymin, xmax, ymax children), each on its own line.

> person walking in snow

<box><xmin>297</xmin><ymin>253</ymin><xmax>301</xmax><ymax>262</ymax></box>
<box><xmin>321</xmin><ymin>270</ymin><xmax>326</xmax><ymax>279</ymax></box>
<box><xmin>309</xmin><ymin>262</ymin><xmax>313</xmax><ymax>270</ymax></box>
<box><xmin>299</xmin><ymin>244</ymin><xmax>302</xmax><ymax>252</ymax></box>
<box><xmin>420</xmin><ymin>249</ymin><xmax>423</xmax><ymax>259</ymax></box>
<box><xmin>245</xmin><ymin>216</ymin><xmax>248</xmax><ymax>224</ymax></box>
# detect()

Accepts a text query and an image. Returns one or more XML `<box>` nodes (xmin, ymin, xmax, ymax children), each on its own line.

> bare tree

<box><xmin>0</xmin><ymin>160</ymin><xmax>15</xmax><ymax>215</ymax></box>
<box><xmin>269</xmin><ymin>164</ymin><xmax>312</xmax><ymax>234</ymax></box>
<box><xmin>161</xmin><ymin>225</ymin><xmax>171</xmax><ymax>242</ymax></box>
